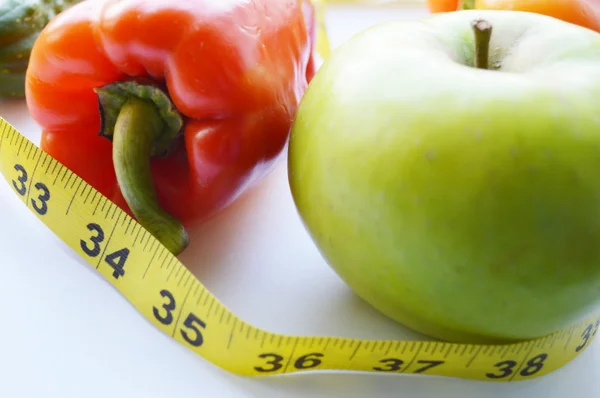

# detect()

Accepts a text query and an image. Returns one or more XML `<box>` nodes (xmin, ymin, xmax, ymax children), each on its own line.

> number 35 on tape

<box><xmin>0</xmin><ymin>118</ymin><xmax>598</xmax><ymax>382</ymax></box>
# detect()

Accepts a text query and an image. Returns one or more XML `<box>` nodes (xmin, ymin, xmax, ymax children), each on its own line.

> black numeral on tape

<box><xmin>81</xmin><ymin>223</ymin><xmax>104</xmax><ymax>257</ymax></box>
<box><xmin>153</xmin><ymin>289</ymin><xmax>176</xmax><ymax>325</ymax></box>
<box><xmin>486</xmin><ymin>353</ymin><xmax>548</xmax><ymax>379</ymax></box>
<box><xmin>486</xmin><ymin>360</ymin><xmax>517</xmax><ymax>379</ymax></box>
<box><xmin>519</xmin><ymin>354</ymin><xmax>548</xmax><ymax>377</ymax></box>
<box><xmin>254</xmin><ymin>353</ymin><xmax>284</xmax><ymax>372</ymax></box>
<box><xmin>373</xmin><ymin>358</ymin><xmax>404</xmax><ymax>372</ymax></box>
<box><xmin>254</xmin><ymin>352</ymin><xmax>324</xmax><ymax>373</ymax></box>
<box><xmin>373</xmin><ymin>358</ymin><xmax>444</xmax><ymax>373</ymax></box>
<box><xmin>104</xmin><ymin>248</ymin><xmax>129</xmax><ymax>279</ymax></box>
<box><xmin>295</xmin><ymin>353</ymin><xmax>324</xmax><ymax>369</ymax></box>
<box><xmin>12</xmin><ymin>163</ymin><xmax>51</xmax><ymax>215</ymax></box>
<box><xmin>575</xmin><ymin>320</ymin><xmax>600</xmax><ymax>352</ymax></box>
<box><xmin>12</xmin><ymin>164</ymin><xmax>27</xmax><ymax>195</ymax></box>
<box><xmin>152</xmin><ymin>289</ymin><xmax>206</xmax><ymax>347</ymax></box>
<box><xmin>413</xmin><ymin>360</ymin><xmax>445</xmax><ymax>373</ymax></box>
<box><xmin>31</xmin><ymin>182</ymin><xmax>50</xmax><ymax>215</ymax></box>
<box><xmin>373</xmin><ymin>358</ymin><xmax>445</xmax><ymax>373</ymax></box>
<box><xmin>180</xmin><ymin>313</ymin><xmax>206</xmax><ymax>347</ymax></box>
<box><xmin>80</xmin><ymin>223</ymin><xmax>129</xmax><ymax>279</ymax></box>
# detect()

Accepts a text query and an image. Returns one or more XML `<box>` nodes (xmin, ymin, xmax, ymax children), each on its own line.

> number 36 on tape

<box><xmin>0</xmin><ymin>117</ymin><xmax>598</xmax><ymax>382</ymax></box>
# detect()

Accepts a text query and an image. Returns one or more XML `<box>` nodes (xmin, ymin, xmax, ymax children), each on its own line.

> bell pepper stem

<box><xmin>112</xmin><ymin>97</ymin><xmax>189</xmax><ymax>255</ymax></box>
<box><xmin>471</xmin><ymin>19</ymin><xmax>492</xmax><ymax>70</ymax></box>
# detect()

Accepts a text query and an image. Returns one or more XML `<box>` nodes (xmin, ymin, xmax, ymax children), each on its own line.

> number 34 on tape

<box><xmin>0</xmin><ymin>117</ymin><xmax>598</xmax><ymax>382</ymax></box>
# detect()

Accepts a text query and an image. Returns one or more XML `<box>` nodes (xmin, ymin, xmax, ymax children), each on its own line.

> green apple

<box><xmin>288</xmin><ymin>9</ymin><xmax>600</xmax><ymax>344</ymax></box>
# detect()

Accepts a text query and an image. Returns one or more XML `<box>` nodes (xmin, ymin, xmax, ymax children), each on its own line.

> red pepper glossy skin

<box><xmin>25</xmin><ymin>0</ymin><xmax>317</xmax><ymax>226</ymax></box>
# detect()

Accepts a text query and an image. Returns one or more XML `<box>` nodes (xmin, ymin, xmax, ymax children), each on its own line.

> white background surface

<box><xmin>1</xmin><ymin>4</ymin><xmax>599</xmax><ymax>398</ymax></box>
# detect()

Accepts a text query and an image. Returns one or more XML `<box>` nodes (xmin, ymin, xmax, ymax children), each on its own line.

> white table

<box><xmin>0</xmin><ymin>4</ymin><xmax>598</xmax><ymax>398</ymax></box>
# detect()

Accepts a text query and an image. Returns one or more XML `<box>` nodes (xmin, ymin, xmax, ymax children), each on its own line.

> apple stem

<box><xmin>471</xmin><ymin>19</ymin><xmax>492</xmax><ymax>70</ymax></box>
<box><xmin>458</xmin><ymin>0</ymin><xmax>475</xmax><ymax>9</ymax></box>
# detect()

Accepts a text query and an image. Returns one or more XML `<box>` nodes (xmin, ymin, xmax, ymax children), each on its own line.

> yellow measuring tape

<box><xmin>1</xmin><ymin>0</ymin><xmax>599</xmax><ymax>384</ymax></box>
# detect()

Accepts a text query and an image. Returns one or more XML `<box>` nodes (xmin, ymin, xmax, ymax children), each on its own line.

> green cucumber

<box><xmin>0</xmin><ymin>0</ymin><xmax>82</xmax><ymax>97</ymax></box>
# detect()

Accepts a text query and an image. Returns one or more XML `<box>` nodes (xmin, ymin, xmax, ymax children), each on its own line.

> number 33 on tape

<box><xmin>0</xmin><ymin>118</ymin><xmax>599</xmax><ymax>382</ymax></box>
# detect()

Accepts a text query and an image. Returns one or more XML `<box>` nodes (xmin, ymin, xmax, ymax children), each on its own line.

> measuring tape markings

<box><xmin>1</xmin><ymin>117</ymin><xmax>599</xmax><ymax>382</ymax></box>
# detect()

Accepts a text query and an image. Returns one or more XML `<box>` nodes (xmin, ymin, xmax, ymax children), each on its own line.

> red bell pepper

<box><xmin>25</xmin><ymin>0</ymin><xmax>317</xmax><ymax>255</ymax></box>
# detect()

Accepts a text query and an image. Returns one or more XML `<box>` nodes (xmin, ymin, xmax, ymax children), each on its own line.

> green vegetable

<box><xmin>0</xmin><ymin>0</ymin><xmax>82</xmax><ymax>97</ymax></box>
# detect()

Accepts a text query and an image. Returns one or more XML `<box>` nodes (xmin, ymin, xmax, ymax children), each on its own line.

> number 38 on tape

<box><xmin>0</xmin><ymin>118</ymin><xmax>598</xmax><ymax>382</ymax></box>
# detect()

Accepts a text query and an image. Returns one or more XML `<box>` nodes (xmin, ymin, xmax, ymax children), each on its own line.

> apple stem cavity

<box><xmin>471</xmin><ymin>19</ymin><xmax>493</xmax><ymax>70</ymax></box>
